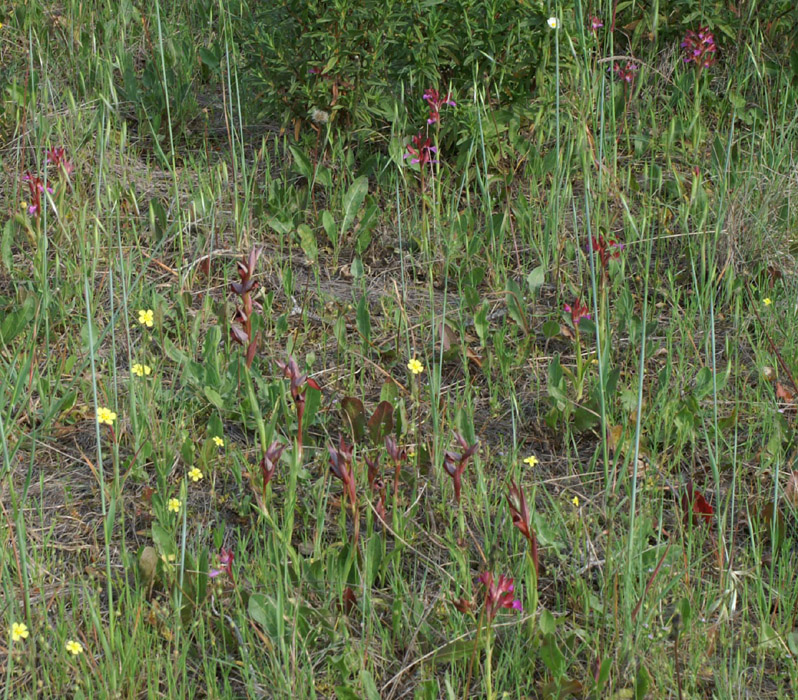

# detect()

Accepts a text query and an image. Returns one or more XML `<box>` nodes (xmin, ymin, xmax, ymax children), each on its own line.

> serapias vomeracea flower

<box><xmin>423</xmin><ymin>88</ymin><xmax>455</xmax><ymax>124</ymax></box>
<box><xmin>405</xmin><ymin>133</ymin><xmax>438</xmax><ymax>167</ymax></box>
<box><xmin>442</xmin><ymin>432</ymin><xmax>478</xmax><ymax>504</ymax></box>
<box><xmin>564</xmin><ymin>299</ymin><xmax>591</xmax><ymax>326</ymax></box>
<box><xmin>681</xmin><ymin>27</ymin><xmax>717</xmax><ymax>68</ymax></box>
<box><xmin>22</xmin><ymin>172</ymin><xmax>53</xmax><ymax>217</ymax></box>
<box><xmin>613</xmin><ymin>61</ymin><xmax>638</xmax><ymax>84</ymax></box>
<box><xmin>328</xmin><ymin>434</ymin><xmax>356</xmax><ymax>508</ymax></box>
<box><xmin>259</xmin><ymin>440</ymin><xmax>287</xmax><ymax>488</ymax></box>
<box><xmin>507</xmin><ymin>480</ymin><xmax>539</xmax><ymax>576</ymax></box>
<box><xmin>209</xmin><ymin>547</ymin><xmax>235</xmax><ymax>582</ymax></box>
<box><xmin>589</xmin><ymin>234</ymin><xmax>624</xmax><ymax>269</ymax></box>
<box><xmin>479</xmin><ymin>572</ymin><xmax>522</xmax><ymax>622</ymax></box>
<box><xmin>46</xmin><ymin>147</ymin><xmax>74</xmax><ymax>177</ymax></box>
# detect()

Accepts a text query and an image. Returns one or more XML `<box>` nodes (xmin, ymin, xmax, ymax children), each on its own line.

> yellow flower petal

<box><xmin>11</xmin><ymin>622</ymin><xmax>29</xmax><ymax>642</ymax></box>
<box><xmin>167</xmin><ymin>498</ymin><xmax>181</xmax><ymax>513</ymax></box>
<box><xmin>407</xmin><ymin>357</ymin><xmax>424</xmax><ymax>375</ymax></box>
<box><xmin>65</xmin><ymin>639</ymin><xmax>83</xmax><ymax>655</ymax></box>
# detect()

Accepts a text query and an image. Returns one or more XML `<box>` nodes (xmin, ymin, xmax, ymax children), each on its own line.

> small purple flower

<box><xmin>681</xmin><ymin>27</ymin><xmax>717</xmax><ymax>68</ymax></box>
<box><xmin>404</xmin><ymin>133</ymin><xmax>438</xmax><ymax>166</ymax></box>
<box><xmin>590</xmin><ymin>16</ymin><xmax>603</xmax><ymax>32</ymax></box>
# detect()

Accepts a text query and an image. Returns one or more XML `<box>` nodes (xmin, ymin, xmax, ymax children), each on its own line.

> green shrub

<box><xmin>239</xmin><ymin>0</ymin><xmax>554</xmax><ymax>137</ymax></box>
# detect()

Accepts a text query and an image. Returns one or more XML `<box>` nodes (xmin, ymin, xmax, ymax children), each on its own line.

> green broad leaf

<box><xmin>202</xmin><ymin>325</ymin><xmax>222</xmax><ymax>389</ymax></box>
<box><xmin>340</xmin><ymin>176</ymin><xmax>368</xmax><ymax>241</ymax></box>
<box><xmin>430</xmin><ymin>639</ymin><xmax>479</xmax><ymax>665</ymax></box>
<box><xmin>151</xmin><ymin>523</ymin><xmax>175</xmax><ymax>558</ymax></box>
<box><xmin>321</xmin><ymin>209</ymin><xmax>337</xmax><ymax>246</ymax></box>
<box><xmin>526</xmin><ymin>264</ymin><xmax>545</xmax><ymax>294</ymax></box>
<box><xmin>298</xmin><ymin>223</ymin><xmax>318</xmax><ymax>262</ymax></box>
<box><xmin>474</xmin><ymin>303</ymin><xmax>489</xmax><ymax>345</ymax></box>
<box><xmin>635</xmin><ymin>664</ymin><xmax>650</xmax><ymax>700</ymax></box>
<box><xmin>540</xmin><ymin>633</ymin><xmax>566</xmax><ymax>677</ymax></box>
<box><xmin>693</xmin><ymin>366</ymin><xmax>716</xmax><ymax>400</ymax></box>
<box><xmin>203</xmin><ymin>386</ymin><xmax>224</xmax><ymax>409</ymax></box>
<box><xmin>341</xmin><ymin>397</ymin><xmax>367</xmax><ymax>442</ymax></box>
<box><xmin>266</xmin><ymin>217</ymin><xmax>293</xmax><ymax>236</ymax></box>
<box><xmin>356</xmin><ymin>294</ymin><xmax>370</xmax><ymax>343</ymax></box>
<box><xmin>0</xmin><ymin>294</ymin><xmax>36</xmax><ymax>344</ymax></box>
<box><xmin>367</xmin><ymin>401</ymin><xmax>394</xmax><ymax>446</ymax></box>
<box><xmin>289</xmin><ymin>145</ymin><xmax>313</xmax><ymax>181</ymax></box>
<box><xmin>163</xmin><ymin>336</ymin><xmax>189</xmax><ymax>366</ymax></box>
<box><xmin>248</xmin><ymin>593</ymin><xmax>277</xmax><ymax>636</ymax></box>
<box><xmin>539</xmin><ymin>608</ymin><xmax>556</xmax><ymax>635</ymax></box>
<box><xmin>542</xmin><ymin>320</ymin><xmax>560</xmax><ymax>338</ymax></box>
<box><xmin>505</xmin><ymin>278</ymin><xmax>528</xmax><ymax>333</ymax></box>
<box><xmin>359</xmin><ymin>670</ymin><xmax>380</xmax><ymax>700</ymax></box>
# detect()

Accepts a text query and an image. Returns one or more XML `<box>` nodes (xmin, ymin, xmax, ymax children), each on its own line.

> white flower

<box><xmin>547</xmin><ymin>17</ymin><xmax>559</xmax><ymax>29</ymax></box>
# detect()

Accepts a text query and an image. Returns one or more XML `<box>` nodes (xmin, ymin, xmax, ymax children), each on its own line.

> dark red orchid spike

<box><xmin>276</xmin><ymin>356</ymin><xmax>321</xmax><ymax>457</ymax></box>
<box><xmin>507</xmin><ymin>480</ymin><xmax>539</xmax><ymax>576</ymax></box>
<box><xmin>385</xmin><ymin>435</ymin><xmax>406</xmax><ymax>506</ymax></box>
<box><xmin>328</xmin><ymin>434</ymin><xmax>356</xmax><ymax>508</ymax></box>
<box><xmin>589</xmin><ymin>234</ymin><xmax>624</xmax><ymax>270</ymax></box>
<box><xmin>230</xmin><ymin>247</ymin><xmax>263</xmax><ymax>368</ymax></box>
<box><xmin>681</xmin><ymin>481</ymin><xmax>713</xmax><ymax>525</ymax></box>
<box><xmin>443</xmin><ymin>432</ymin><xmax>478</xmax><ymax>504</ymax></box>
<box><xmin>259</xmin><ymin>440</ymin><xmax>287</xmax><ymax>502</ymax></box>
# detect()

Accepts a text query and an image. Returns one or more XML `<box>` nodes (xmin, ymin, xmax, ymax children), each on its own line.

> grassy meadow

<box><xmin>1</xmin><ymin>1</ymin><xmax>798</xmax><ymax>697</ymax></box>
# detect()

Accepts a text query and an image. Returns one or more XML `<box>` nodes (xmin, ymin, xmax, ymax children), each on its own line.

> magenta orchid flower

<box><xmin>589</xmin><ymin>234</ymin><xmax>624</xmax><ymax>269</ymax></box>
<box><xmin>209</xmin><ymin>547</ymin><xmax>235</xmax><ymax>582</ymax></box>
<box><xmin>423</xmin><ymin>88</ymin><xmax>455</xmax><ymax>124</ymax></box>
<box><xmin>404</xmin><ymin>133</ymin><xmax>438</xmax><ymax>166</ymax></box>
<box><xmin>22</xmin><ymin>173</ymin><xmax>53</xmax><ymax>218</ymax></box>
<box><xmin>613</xmin><ymin>61</ymin><xmax>638</xmax><ymax>84</ymax></box>
<box><xmin>46</xmin><ymin>147</ymin><xmax>74</xmax><ymax>177</ymax></box>
<box><xmin>681</xmin><ymin>27</ymin><xmax>717</xmax><ymax>68</ymax></box>
<box><xmin>479</xmin><ymin>572</ymin><xmax>522</xmax><ymax>622</ymax></box>
<box><xmin>590</xmin><ymin>16</ymin><xmax>604</xmax><ymax>32</ymax></box>
<box><xmin>564</xmin><ymin>299</ymin><xmax>591</xmax><ymax>325</ymax></box>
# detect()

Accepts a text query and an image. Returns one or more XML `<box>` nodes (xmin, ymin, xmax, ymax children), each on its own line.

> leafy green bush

<box><xmin>239</xmin><ymin>0</ymin><xmax>554</xmax><ymax>136</ymax></box>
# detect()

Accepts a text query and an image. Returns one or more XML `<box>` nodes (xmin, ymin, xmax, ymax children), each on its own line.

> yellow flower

<box><xmin>21</xmin><ymin>200</ymin><xmax>28</xmax><ymax>210</ymax></box>
<box><xmin>96</xmin><ymin>407</ymin><xmax>117</xmax><ymax>426</ymax></box>
<box><xmin>167</xmin><ymin>498</ymin><xmax>181</xmax><ymax>513</ymax></box>
<box><xmin>547</xmin><ymin>17</ymin><xmax>559</xmax><ymax>29</ymax></box>
<box><xmin>212</xmin><ymin>436</ymin><xmax>224</xmax><ymax>448</ymax></box>
<box><xmin>137</xmin><ymin>309</ymin><xmax>154</xmax><ymax>327</ymax></box>
<box><xmin>65</xmin><ymin>639</ymin><xmax>83</xmax><ymax>655</ymax></box>
<box><xmin>407</xmin><ymin>357</ymin><xmax>424</xmax><ymax>375</ymax></box>
<box><xmin>572</xmin><ymin>495</ymin><xmax>580</xmax><ymax>507</ymax></box>
<box><xmin>188</xmin><ymin>467</ymin><xmax>203</xmax><ymax>482</ymax></box>
<box><xmin>523</xmin><ymin>455</ymin><xmax>539</xmax><ymax>468</ymax></box>
<box><xmin>131</xmin><ymin>363</ymin><xmax>152</xmax><ymax>377</ymax></box>
<box><xmin>406</xmin><ymin>446</ymin><xmax>416</xmax><ymax>459</ymax></box>
<box><xmin>11</xmin><ymin>622</ymin><xmax>29</xmax><ymax>642</ymax></box>
<box><xmin>763</xmin><ymin>298</ymin><xmax>772</xmax><ymax>306</ymax></box>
